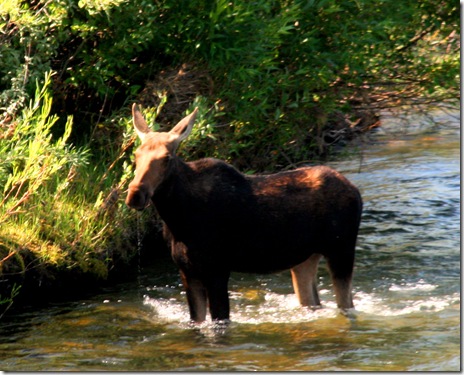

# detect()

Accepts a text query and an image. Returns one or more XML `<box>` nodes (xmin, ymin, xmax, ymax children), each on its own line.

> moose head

<box><xmin>125</xmin><ymin>104</ymin><xmax>198</xmax><ymax>210</ymax></box>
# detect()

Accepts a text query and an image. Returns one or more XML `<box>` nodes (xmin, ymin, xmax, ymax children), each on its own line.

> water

<box><xmin>0</xmin><ymin>106</ymin><xmax>460</xmax><ymax>371</ymax></box>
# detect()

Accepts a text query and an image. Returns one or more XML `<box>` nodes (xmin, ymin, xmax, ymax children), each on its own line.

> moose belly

<box><xmin>229</xmin><ymin>250</ymin><xmax>311</xmax><ymax>274</ymax></box>
<box><xmin>209</xmin><ymin>219</ymin><xmax>325</xmax><ymax>274</ymax></box>
<box><xmin>231</xmin><ymin>237</ymin><xmax>319</xmax><ymax>273</ymax></box>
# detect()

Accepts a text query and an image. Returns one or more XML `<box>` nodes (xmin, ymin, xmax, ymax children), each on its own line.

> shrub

<box><xmin>0</xmin><ymin>72</ymin><xmax>142</xmax><ymax>306</ymax></box>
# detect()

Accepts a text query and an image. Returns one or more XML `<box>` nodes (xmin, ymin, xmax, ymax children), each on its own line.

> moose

<box><xmin>126</xmin><ymin>104</ymin><xmax>363</xmax><ymax>323</ymax></box>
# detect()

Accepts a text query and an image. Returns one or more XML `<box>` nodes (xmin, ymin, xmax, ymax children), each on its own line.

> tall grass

<box><xmin>0</xmin><ymin>72</ymin><xmax>142</xmax><ymax>311</ymax></box>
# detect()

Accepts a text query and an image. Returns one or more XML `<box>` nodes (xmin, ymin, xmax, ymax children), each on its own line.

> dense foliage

<box><xmin>1</xmin><ymin>0</ymin><xmax>459</xmax><ymax>166</ymax></box>
<box><xmin>0</xmin><ymin>0</ymin><xmax>459</xmax><ymax>309</ymax></box>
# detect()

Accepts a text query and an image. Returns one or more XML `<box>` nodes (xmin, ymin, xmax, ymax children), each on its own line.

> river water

<box><xmin>0</xmin><ymin>106</ymin><xmax>460</xmax><ymax>371</ymax></box>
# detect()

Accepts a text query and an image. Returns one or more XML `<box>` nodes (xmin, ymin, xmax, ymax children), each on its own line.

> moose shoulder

<box><xmin>126</xmin><ymin>104</ymin><xmax>363</xmax><ymax>323</ymax></box>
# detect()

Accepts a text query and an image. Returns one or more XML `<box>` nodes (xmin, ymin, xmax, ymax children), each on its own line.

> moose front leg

<box><xmin>180</xmin><ymin>271</ymin><xmax>208</xmax><ymax>323</ymax></box>
<box><xmin>204</xmin><ymin>272</ymin><xmax>231</xmax><ymax>322</ymax></box>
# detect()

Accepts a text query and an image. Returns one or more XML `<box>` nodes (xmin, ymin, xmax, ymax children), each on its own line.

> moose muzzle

<box><xmin>126</xmin><ymin>183</ymin><xmax>151</xmax><ymax>211</ymax></box>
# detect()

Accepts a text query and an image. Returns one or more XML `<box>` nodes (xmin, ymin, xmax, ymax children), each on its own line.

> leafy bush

<box><xmin>1</xmin><ymin>0</ymin><xmax>458</xmax><ymax>158</ymax></box>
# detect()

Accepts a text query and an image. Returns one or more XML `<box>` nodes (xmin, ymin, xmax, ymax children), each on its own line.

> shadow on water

<box><xmin>0</xmin><ymin>106</ymin><xmax>460</xmax><ymax>371</ymax></box>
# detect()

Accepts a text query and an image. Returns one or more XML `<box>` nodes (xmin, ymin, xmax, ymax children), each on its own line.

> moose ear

<box><xmin>169</xmin><ymin>107</ymin><xmax>198</xmax><ymax>145</ymax></box>
<box><xmin>132</xmin><ymin>103</ymin><xmax>151</xmax><ymax>141</ymax></box>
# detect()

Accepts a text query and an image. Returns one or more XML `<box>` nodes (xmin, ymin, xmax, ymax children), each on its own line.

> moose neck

<box><xmin>151</xmin><ymin>156</ymin><xmax>196</xmax><ymax>236</ymax></box>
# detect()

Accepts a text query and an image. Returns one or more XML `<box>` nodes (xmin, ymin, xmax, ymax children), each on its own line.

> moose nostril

<box><xmin>126</xmin><ymin>188</ymin><xmax>149</xmax><ymax>210</ymax></box>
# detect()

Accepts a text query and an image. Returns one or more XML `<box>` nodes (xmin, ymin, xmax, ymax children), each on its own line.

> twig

<box><xmin>0</xmin><ymin>251</ymin><xmax>17</xmax><ymax>266</ymax></box>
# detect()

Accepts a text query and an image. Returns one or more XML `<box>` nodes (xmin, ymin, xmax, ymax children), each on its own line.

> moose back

<box><xmin>126</xmin><ymin>104</ymin><xmax>363</xmax><ymax>323</ymax></box>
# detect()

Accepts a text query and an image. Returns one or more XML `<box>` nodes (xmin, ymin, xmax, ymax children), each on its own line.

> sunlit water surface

<box><xmin>0</xmin><ymin>107</ymin><xmax>460</xmax><ymax>371</ymax></box>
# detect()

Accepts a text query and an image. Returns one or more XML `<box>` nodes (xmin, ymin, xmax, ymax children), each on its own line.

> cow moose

<box><xmin>125</xmin><ymin>104</ymin><xmax>363</xmax><ymax>323</ymax></box>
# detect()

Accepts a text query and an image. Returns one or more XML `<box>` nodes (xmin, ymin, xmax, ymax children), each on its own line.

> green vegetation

<box><xmin>0</xmin><ymin>0</ymin><xmax>459</xmax><ymax>311</ymax></box>
<box><xmin>0</xmin><ymin>72</ymin><xmax>149</xmax><ymax>312</ymax></box>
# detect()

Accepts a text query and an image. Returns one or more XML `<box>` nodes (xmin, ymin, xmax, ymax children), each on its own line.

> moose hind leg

<box><xmin>180</xmin><ymin>271</ymin><xmax>208</xmax><ymax>323</ymax></box>
<box><xmin>291</xmin><ymin>254</ymin><xmax>322</xmax><ymax>307</ymax></box>
<box><xmin>326</xmin><ymin>252</ymin><xmax>355</xmax><ymax>309</ymax></box>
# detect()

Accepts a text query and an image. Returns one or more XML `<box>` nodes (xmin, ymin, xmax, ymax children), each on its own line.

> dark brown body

<box><xmin>126</xmin><ymin>105</ymin><xmax>363</xmax><ymax>322</ymax></box>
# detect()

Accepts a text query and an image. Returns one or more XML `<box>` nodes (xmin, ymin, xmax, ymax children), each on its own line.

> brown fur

<box><xmin>126</xmin><ymin>105</ymin><xmax>363</xmax><ymax>322</ymax></box>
